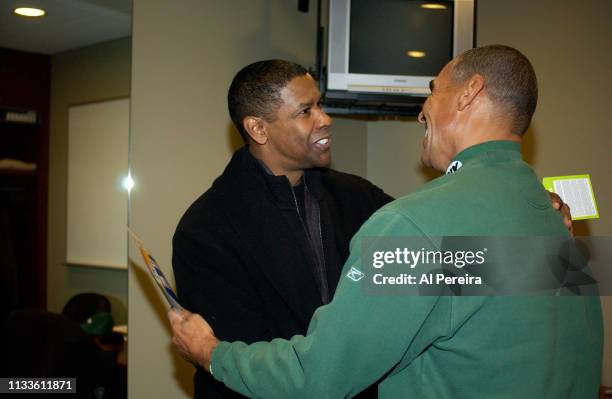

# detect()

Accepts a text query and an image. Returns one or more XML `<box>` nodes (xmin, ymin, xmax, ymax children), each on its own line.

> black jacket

<box><xmin>173</xmin><ymin>146</ymin><xmax>392</xmax><ymax>398</ymax></box>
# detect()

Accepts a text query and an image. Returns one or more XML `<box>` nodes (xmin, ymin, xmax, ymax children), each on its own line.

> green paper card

<box><xmin>542</xmin><ymin>174</ymin><xmax>599</xmax><ymax>220</ymax></box>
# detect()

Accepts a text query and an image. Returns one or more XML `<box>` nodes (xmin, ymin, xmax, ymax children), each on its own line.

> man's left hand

<box><xmin>549</xmin><ymin>192</ymin><xmax>573</xmax><ymax>234</ymax></box>
<box><xmin>169</xmin><ymin>308</ymin><xmax>219</xmax><ymax>373</ymax></box>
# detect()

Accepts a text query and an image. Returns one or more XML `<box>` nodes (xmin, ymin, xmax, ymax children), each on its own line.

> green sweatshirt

<box><xmin>212</xmin><ymin>141</ymin><xmax>603</xmax><ymax>398</ymax></box>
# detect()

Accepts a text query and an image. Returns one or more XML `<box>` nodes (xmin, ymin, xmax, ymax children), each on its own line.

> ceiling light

<box><xmin>13</xmin><ymin>7</ymin><xmax>46</xmax><ymax>17</ymax></box>
<box><xmin>421</xmin><ymin>4</ymin><xmax>448</xmax><ymax>10</ymax></box>
<box><xmin>407</xmin><ymin>51</ymin><xmax>426</xmax><ymax>58</ymax></box>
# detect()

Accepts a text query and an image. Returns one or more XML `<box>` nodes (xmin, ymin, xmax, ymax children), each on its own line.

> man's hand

<box><xmin>168</xmin><ymin>308</ymin><xmax>219</xmax><ymax>373</ymax></box>
<box><xmin>548</xmin><ymin>192</ymin><xmax>573</xmax><ymax>234</ymax></box>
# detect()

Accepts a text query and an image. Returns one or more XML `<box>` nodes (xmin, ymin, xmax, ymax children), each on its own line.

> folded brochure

<box><xmin>128</xmin><ymin>228</ymin><xmax>183</xmax><ymax>310</ymax></box>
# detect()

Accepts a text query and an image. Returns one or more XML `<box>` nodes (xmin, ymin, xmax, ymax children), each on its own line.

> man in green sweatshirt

<box><xmin>169</xmin><ymin>45</ymin><xmax>603</xmax><ymax>398</ymax></box>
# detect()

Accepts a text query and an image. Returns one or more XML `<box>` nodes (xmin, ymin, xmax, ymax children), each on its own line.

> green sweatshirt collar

<box><xmin>447</xmin><ymin>140</ymin><xmax>521</xmax><ymax>174</ymax></box>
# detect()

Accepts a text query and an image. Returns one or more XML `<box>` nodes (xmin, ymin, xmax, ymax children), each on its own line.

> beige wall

<box><xmin>48</xmin><ymin>38</ymin><xmax>131</xmax><ymax>324</ymax></box>
<box><xmin>130</xmin><ymin>0</ymin><xmax>611</xmax><ymax>396</ymax></box>
<box><xmin>366</xmin><ymin>118</ymin><xmax>437</xmax><ymax>198</ymax></box>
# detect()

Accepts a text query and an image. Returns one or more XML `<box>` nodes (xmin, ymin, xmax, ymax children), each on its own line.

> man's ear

<box><xmin>243</xmin><ymin>116</ymin><xmax>267</xmax><ymax>145</ymax></box>
<box><xmin>458</xmin><ymin>73</ymin><xmax>485</xmax><ymax>111</ymax></box>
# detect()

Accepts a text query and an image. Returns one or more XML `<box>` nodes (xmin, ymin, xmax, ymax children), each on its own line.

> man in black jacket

<box><xmin>172</xmin><ymin>60</ymin><xmax>392</xmax><ymax>399</ymax></box>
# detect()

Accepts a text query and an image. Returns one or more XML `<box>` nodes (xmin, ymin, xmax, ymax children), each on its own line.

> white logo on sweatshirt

<box><xmin>346</xmin><ymin>267</ymin><xmax>365</xmax><ymax>282</ymax></box>
<box><xmin>446</xmin><ymin>160</ymin><xmax>463</xmax><ymax>175</ymax></box>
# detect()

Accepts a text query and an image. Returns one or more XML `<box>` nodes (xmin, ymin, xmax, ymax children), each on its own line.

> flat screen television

<box><xmin>327</xmin><ymin>0</ymin><xmax>475</xmax><ymax>98</ymax></box>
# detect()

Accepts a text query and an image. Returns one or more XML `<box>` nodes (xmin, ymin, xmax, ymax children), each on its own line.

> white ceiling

<box><xmin>0</xmin><ymin>0</ymin><xmax>131</xmax><ymax>55</ymax></box>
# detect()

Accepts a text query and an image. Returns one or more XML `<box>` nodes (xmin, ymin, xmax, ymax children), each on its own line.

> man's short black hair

<box><xmin>453</xmin><ymin>45</ymin><xmax>538</xmax><ymax>136</ymax></box>
<box><xmin>228</xmin><ymin>60</ymin><xmax>309</xmax><ymax>142</ymax></box>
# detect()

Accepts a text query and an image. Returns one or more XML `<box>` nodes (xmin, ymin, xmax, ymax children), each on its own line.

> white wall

<box><xmin>49</xmin><ymin>38</ymin><xmax>131</xmax><ymax>324</ymax></box>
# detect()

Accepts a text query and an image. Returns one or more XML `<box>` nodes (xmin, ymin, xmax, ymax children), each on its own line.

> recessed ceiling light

<box><xmin>421</xmin><ymin>3</ymin><xmax>448</xmax><ymax>10</ymax></box>
<box><xmin>407</xmin><ymin>51</ymin><xmax>426</xmax><ymax>58</ymax></box>
<box><xmin>13</xmin><ymin>7</ymin><xmax>46</xmax><ymax>17</ymax></box>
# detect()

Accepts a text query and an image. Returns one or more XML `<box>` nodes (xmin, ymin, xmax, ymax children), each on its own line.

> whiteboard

<box><xmin>67</xmin><ymin>98</ymin><xmax>129</xmax><ymax>269</ymax></box>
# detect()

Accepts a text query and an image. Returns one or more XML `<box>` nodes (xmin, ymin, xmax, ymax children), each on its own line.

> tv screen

<box><xmin>325</xmin><ymin>0</ymin><xmax>474</xmax><ymax>115</ymax></box>
<box><xmin>349</xmin><ymin>0</ymin><xmax>453</xmax><ymax>77</ymax></box>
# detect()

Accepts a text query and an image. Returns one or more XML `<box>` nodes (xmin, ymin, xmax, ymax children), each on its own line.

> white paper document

<box><xmin>542</xmin><ymin>175</ymin><xmax>599</xmax><ymax>220</ymax></box>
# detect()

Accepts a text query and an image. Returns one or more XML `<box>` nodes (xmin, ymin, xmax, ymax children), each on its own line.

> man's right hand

<box><xmin>169</xmin><ymin>308</ymin><xmax>219</xmax><ymax>373</ymax></box>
